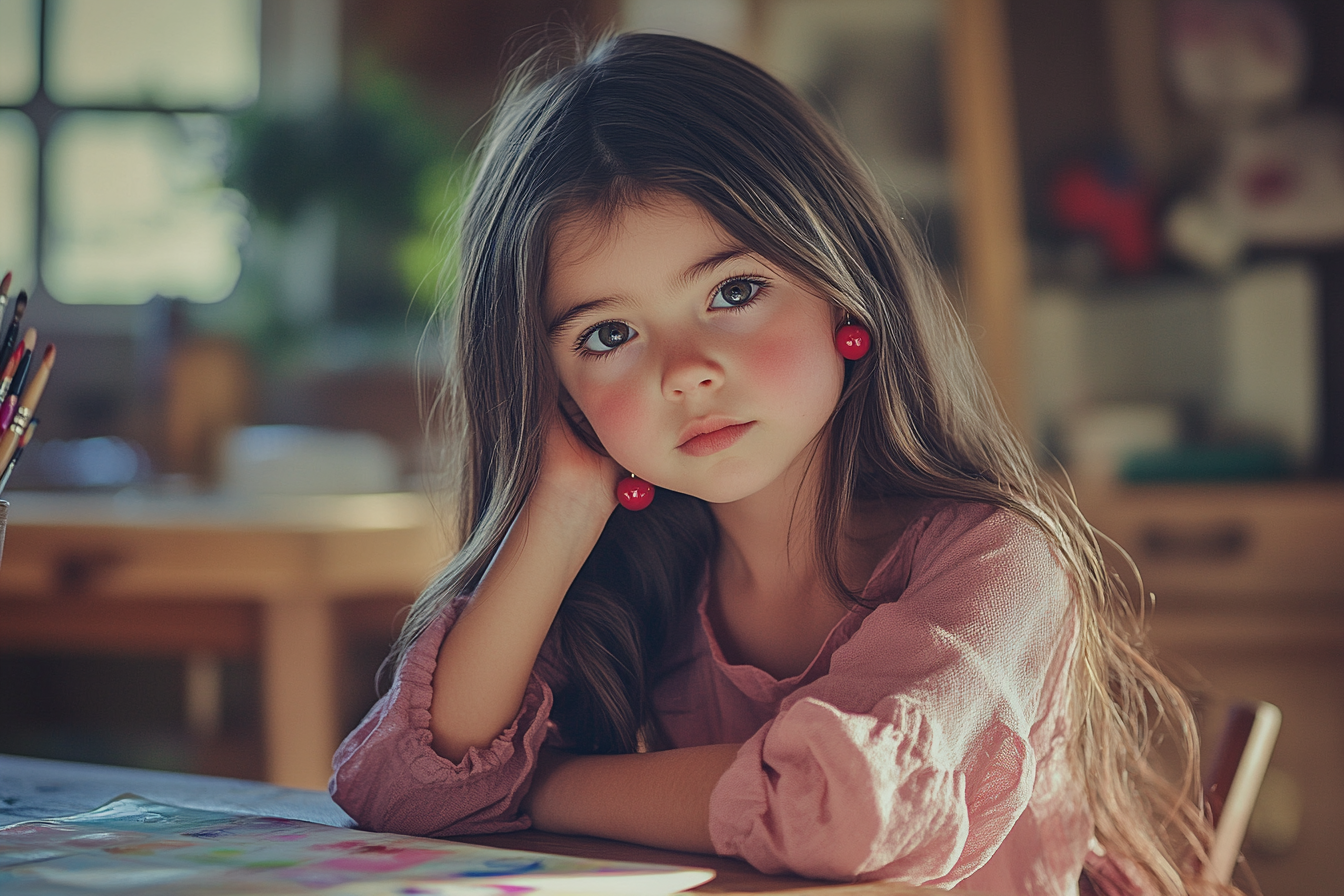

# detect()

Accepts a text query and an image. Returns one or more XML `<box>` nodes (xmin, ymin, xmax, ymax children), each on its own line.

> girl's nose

<box><xmin>660</xmin><ymin>344</ymin><xmax>723</xmax><ymax>400</ymax></box>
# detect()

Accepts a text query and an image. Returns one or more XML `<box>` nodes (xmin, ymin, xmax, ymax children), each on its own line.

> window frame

<box><xmin>2</xmin><ymin>0</ymin><xmax>258</xmax><ymax>306</ymax></box>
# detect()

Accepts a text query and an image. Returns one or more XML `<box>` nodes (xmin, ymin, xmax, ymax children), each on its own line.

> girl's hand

<box><xmin>430</xmin><ymin>394</ymin><xmax>620</xmax><ymax>764</ymax></box>
<box><xmin>531</xmin><ymin>391</ymin><xmax>622</xmax><ymax>521</ymax></box>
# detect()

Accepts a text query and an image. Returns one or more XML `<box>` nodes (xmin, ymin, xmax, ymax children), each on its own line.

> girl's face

<box><xmin>544</xmin><ymin>193</ymin><xmax>846</xmax><ymax>504</ymax></box>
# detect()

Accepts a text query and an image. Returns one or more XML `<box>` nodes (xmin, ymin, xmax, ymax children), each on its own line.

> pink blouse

<box><xmin>330</xmin><ymin>500</ymin><xmax>1095</xmax><ymax>895</ymax></box>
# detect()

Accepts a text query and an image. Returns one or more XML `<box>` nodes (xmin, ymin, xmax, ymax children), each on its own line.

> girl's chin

<box><xmin>618</xmin><ymin>454</ymin><xmax>799</xmax><ymax>506</ymax></box>
<box><xmin>656</xmin><ymin>473</ymin><xmax>783</xmax><ymax>506</ymax></box>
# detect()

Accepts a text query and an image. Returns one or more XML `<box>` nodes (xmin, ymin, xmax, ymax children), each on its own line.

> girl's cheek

<box><xmin>582</xmin><ymin>385</ymin><xmax>646</xmax><ymax>458</ymax></box>
<box><xmin>740</xmin><ymin>314</ymin><xmax>841</xmax><ymax>405</ymax></box>
<box><xmin>566</xmin><ymin>347</ymin><xmax>648</xmax><ymax>450</ymax></box>
<box><xmin>743</xmin><ymin>329</ymin><xmax>807</xmax><ymax>380</ymax></box>
<box><xmin>561</xmin><ymin>350</ymin><xmax>645</xmax><ymax>448</ymax></box>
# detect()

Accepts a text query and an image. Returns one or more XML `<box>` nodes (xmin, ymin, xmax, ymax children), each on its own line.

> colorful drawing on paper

<box><xmin>0</xmin><ymin>795</ymin><xmax>715</xmax><ymax>894</ymax></box>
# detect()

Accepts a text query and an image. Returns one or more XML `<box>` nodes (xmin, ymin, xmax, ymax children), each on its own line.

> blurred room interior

<box><xmin>0</xmin><ymin>1</ymin><xmax>1340</xmax><ymax>893</ymax></box>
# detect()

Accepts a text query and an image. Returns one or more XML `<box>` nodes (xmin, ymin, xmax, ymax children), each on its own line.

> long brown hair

<box><xmin>396</xmin><ymin>31</ymin><xmax>1228</xmax><ymax>895</ymax></box>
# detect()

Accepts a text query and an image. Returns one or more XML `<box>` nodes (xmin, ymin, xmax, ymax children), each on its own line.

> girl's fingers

<box><xmin>558</xmin><ymin>390</ymin><xmax>606</xmax><ymax>456</ymax></box>
<box><xmin>537</xmin><ymin>401</ymin><xmax>622</xmax><ymax>508</ymax></box>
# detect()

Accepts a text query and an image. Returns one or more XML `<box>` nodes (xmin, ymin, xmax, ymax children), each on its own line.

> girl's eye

<box><xmin>577</xmin><ymin>321</ymin><xmax>636</xmax><ymax>354</ymax></box>
<box><xmin>710</xmin><ymin>277</ymin><xmax>762</xmax><ymax>309</ymax></box>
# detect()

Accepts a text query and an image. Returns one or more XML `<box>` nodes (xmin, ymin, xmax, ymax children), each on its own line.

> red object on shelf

<box><xmin>1049</xmin><ymin>158</ymin><xmax>1157</xmax><ymax>275</ymax></box>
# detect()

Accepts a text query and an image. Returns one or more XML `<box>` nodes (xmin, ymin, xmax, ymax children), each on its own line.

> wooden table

<box><xmin>0</xmin><ymin>754</ymin><xmax>947</xmax><ymax>894</ymax></box>
<box><xmin>0</xmin><ymin>491</ymin><xmax>448</xmax><ymax>790</ymax></box>
<box><xmin>454</xmin><ymin>830</ymin><xmax>948</xmax><ymax>894</ymax></box>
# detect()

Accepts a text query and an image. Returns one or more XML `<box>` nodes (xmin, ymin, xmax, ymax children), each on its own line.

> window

<box><xmin>0</xmin><ymin>0</ymin><xmax>259</xmax><ymax>305</ymax></box>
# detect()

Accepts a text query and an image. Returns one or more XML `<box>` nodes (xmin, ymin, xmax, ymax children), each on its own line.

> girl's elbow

<box><xmin>803</xmin><ymin>837</ymin><xmax>894</xmax><ymax>881</ymax></box>
<box><xmin>768</xmin><ymin>813</ymin><xmax>938</xmax><ymax>881</ymax></box>
<box><xmin>791</xmin><ymin>798</ymin><xmax>972</xmax><ymax>882</ymax></box>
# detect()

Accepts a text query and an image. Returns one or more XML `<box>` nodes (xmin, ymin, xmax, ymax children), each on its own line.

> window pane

<box><xmin>44</xmin><ymin>112</ymin><xmax>248</xmax><ymax>304</ymax></box>
<box><xmin>0</xmin><ymin>0</ymin><xmax>39</xmax><ymax>104</ymax></box>
<box><xmin>0</xmin><ymin>112</ymin><xmax>37</xmax><ymax>291</ymax></box>
<box><xmin>47</xmin><ymin>0</ymin><xmax>260</xmax><ymax>108</ymax></box>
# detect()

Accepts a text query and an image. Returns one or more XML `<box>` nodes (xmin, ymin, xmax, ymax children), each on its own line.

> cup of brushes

<box><xmin>0</xmin><ymin>270</ymin><xmax>57</xmax><ymax>570</ymax></box>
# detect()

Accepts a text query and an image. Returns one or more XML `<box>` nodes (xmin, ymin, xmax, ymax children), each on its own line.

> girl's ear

<box><xmin>558</xmin><ymin>386</ymin><xmax>609</xmax><ymax>457</ymax></box>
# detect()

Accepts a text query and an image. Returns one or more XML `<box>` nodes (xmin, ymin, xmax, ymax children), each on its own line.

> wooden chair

<box><xmin>1080</xmin><ymin>699</ymin><xmax>1282</xmax><ymax>895</ymax></box>
<box><xmin>1203</xmin><ymin>700</ymin><xmax>1281</xmax><ymax>885</ymax></box>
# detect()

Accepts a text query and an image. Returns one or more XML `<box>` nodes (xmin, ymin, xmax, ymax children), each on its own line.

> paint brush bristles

<box><xmin>0</xmin><ymin>290</ymin><xmax>27</xmax><ymax>368</ymax></box>
<box><xmin>18</xmin><ymin>343</ymin><xmax>55</xmax><ymax>412</ymax></box>
<box><xmin>0</xmin><ymin>341</ymin><xmax>23</xmax><ymax>387</ymax></box>
<box><xmin>0</xmin><ymin>328</ymin><xmax>36</xmax><ymax>402</ymax></box>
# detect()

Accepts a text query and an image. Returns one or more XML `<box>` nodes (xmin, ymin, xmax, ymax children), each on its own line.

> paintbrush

<box><xmin>0</xmin><ymin>290</ymin><xmax>27</xmax><ymax>369</ymax></box>
<box><xmin>0</xmin><ymin>339</ymin><xmax>24</xmax><ymax>397</ymax></box>
<box><xmin>0</xmin><ymin>328</ymin><xmax>36</xmax><ymax>403</ymax></box>
<box><xmin>0</xmin><ymin>416</ymin><xmax>37</xmax><ymax>494</ymax></box>
<box><xmin>1</xmin><ymin>348</ymin><xmax>32</xmax><ymax>428</ymax></box>
<box><xmin>0</xmin><ymin>343</ymin><xmax>53</xmax><ymax>471</ymax></box>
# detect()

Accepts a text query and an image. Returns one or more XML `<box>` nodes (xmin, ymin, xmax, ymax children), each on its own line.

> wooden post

<box><xmin>942</xmin><ymin>0</ymin><xmax>1029</xmax><ymax>429</ymax></box>
<box><xmin>1102</xmin><ymin>0</ymin><xmax>1172</xmax><ymax>181</ymax></box>
<box><xmin>261</xmin><ymin>596</ymin><xmax>338</xmax><ymax>791</ymax></box>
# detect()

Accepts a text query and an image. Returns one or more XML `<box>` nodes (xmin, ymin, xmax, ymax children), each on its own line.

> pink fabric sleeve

<box><xmin>708</xmin><ymin>504</ymin><xmax>1076</xmax><ymax>885</ymax></box>
<box><xmin>328</xmin><ymin>596</ymin><xmax>560</xmax><ymax>837</ymax></box>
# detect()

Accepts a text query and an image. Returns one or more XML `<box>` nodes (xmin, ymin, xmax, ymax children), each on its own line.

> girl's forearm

<box><xmin>524</xmin><ymin>743</ymin><xmax>742</xmax><ymax>854</ymax></box>
<box><xmin>429</xmin><ymin>486</ymin><xmax>612</xmax><ymax>762</ymax></box>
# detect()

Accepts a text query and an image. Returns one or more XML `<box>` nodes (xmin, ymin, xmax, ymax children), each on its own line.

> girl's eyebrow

<box><xmin>546</xmin><ymin>246</ymin><xmax>754</xmax><ymax>339</ymax></box>
<box><xmin>675</xmin><ymin>247</ymin><xmax>754</xmax><ymax>289</ymax></box>
<box><xmin>547</xmin><ymin>296</ymin><xmax>623</xmax><ymax>340</ymax></box>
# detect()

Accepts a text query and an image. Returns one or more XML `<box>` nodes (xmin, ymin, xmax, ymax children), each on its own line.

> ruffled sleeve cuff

<box><xmin>708</xmin><ymin>695</ymin><xmax>1031</xmax><ymax>885</ymax></box>
<box><xmin>330</xmin><ymin>601</ymin><xmax>558</xmax><ymax>837</ymax></box>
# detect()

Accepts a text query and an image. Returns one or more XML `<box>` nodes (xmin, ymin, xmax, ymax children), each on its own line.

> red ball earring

<box><xmin>835</xmin><ymin>317</ymin><xmax>871</xmax><ymax>360</ymax></box>
<box><xmin>616</xmin><ymin>474</ymin><xmax>655</xmax><ymax>511</ymax></box>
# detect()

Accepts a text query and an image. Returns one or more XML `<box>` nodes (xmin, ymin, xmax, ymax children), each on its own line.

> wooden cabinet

<box><xmin>1076</xmin><ymin>483</ymin><xmax>1344</xmax><ymax>895</ymax></box>
<box><xmin>1077</xmin><ymin>482</ymin><xmax>1344</xmax><ymax>606</ymax></box>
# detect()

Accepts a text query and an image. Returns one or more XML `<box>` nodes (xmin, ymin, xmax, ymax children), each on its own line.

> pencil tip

<box><xmin>43</xmin><ymin>343</ymin><xmax>55</xmax><ymax>362</ymax></box>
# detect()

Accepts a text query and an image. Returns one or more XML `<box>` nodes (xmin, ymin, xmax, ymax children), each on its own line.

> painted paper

<box><xmin>0</xmin><ymin>795</ymin><xmax>715</xmax><ymax>895</ymax></box>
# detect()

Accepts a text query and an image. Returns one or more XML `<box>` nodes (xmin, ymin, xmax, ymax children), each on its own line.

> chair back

<box><xmin>1203</xmin><ymin>700</ymin><xmax>1281</xmax><ymax>884</ymax></box>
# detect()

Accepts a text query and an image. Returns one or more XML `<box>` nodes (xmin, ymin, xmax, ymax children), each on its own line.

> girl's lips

<box><xmin>677</xmin><ymin>421</ymin><xmax>755</xmax><ymax>456</ymax></box>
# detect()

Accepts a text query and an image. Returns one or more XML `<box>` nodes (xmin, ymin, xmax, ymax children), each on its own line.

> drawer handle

<box><xmin>1140</xmin><ymin>522</ymin><xmax>1250</xmax><ymax>561</ymax></box>
<box><xmin>53</xmin><ymin>550</ymin><xmax>126</xmax><ymax>594</ymax></box>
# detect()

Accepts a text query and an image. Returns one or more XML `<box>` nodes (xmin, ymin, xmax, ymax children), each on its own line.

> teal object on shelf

<box><xmin>1120</xmin><ymin>444</ymin><xmax>1292</xmax><ymax>483</ymax></box>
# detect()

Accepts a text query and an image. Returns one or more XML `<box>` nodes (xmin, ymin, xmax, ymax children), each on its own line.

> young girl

<box><xmin>331</xmin><ymin>32</ymin><xmax>1227</xmax><ymax>896</ymax></box>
